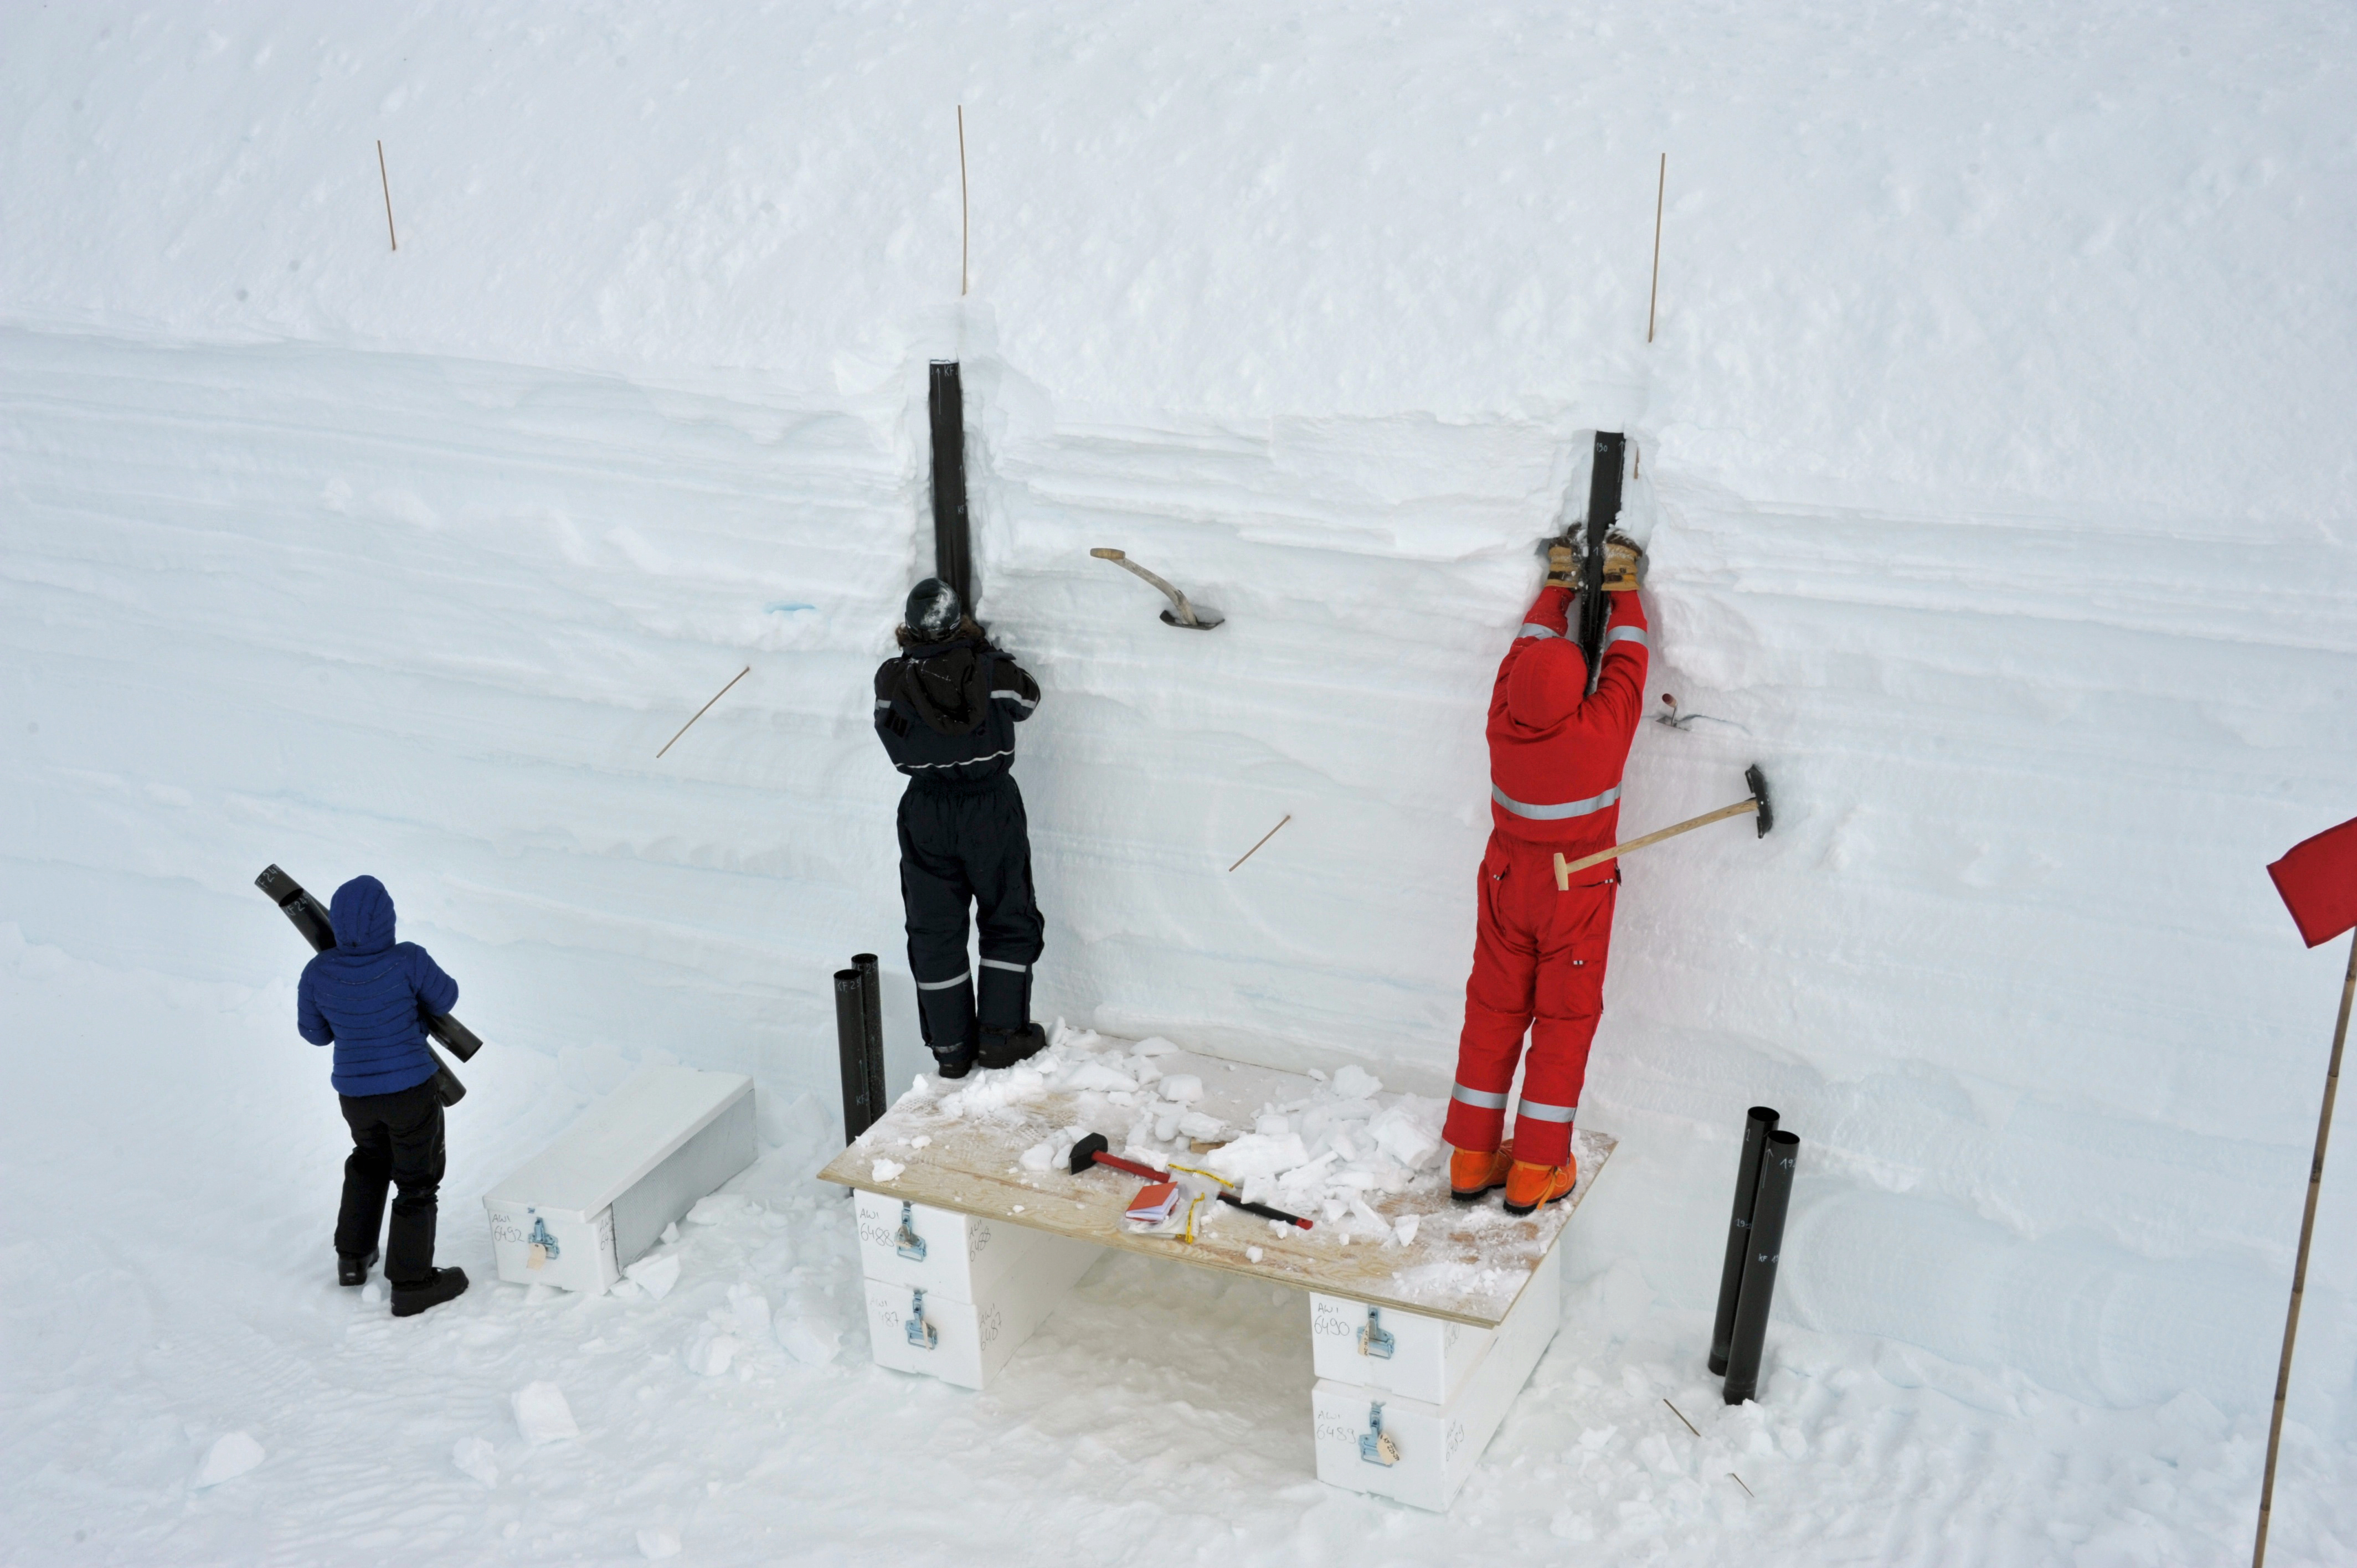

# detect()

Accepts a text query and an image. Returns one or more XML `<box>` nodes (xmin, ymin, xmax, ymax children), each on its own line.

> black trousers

<box><xmin>336</xmin><ymin>1078</ymin><xmax>446</xmax><ymax>1286</ymax></box>
<box><xmin>898</xmin><ymin>774</ymin><xmax>1044</xmax><ymax>1054</ymax></box>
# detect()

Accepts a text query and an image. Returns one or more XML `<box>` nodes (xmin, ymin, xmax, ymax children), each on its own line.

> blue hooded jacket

<box><xmin>297</xmin><ymin>876</ymin><xmax>459</xmax><ymax>1097</ymax></box>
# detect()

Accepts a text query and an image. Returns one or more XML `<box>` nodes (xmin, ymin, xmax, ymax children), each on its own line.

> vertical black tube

<box><xmin>928</xmin><ymin>362</ymin><xmax>972</xmax><ymax>611</ymax></box>
<box><xmin>1708</xmin><ymin>1106</ymin><xmax>1780</xmax><ymax>1374</ymax></box>
<box><xmin>854</xmin><ymin>953</ymin><xmax>887</xmax><ymax>1127</ymax></box>
<box><xmin>834</xmin><ymin>968</ymin><xmax>868</xmax><ymax>1146</ymax></box>
<box><xmin>1578</xmin><ymin>430</ymin><xmax>1625</xmax><ymax>690</ymax></box>
<box><xmin>1722</xmin><ymin>1128</ymin><xmax>1801</xmax><ymax>1404</ymax></box>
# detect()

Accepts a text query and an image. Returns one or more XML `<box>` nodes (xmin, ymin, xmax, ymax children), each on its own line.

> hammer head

<box><xmin>1067</xmin><ymin>1132</ymin><xmax>1110</xmax><ymax>1175</ymax></box>
<box><xmin>1746</xmin><ymin>764</ymin><xmax>1774</xmax><ymax>838</ymax></box>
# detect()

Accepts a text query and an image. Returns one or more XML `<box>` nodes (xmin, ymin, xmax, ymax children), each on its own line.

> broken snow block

<box><xmin>1310</xmin><ymin>1240</ymin><xmax>1562</xmax><ymax>1512</ymax></box>
<box><xmin>482</xmin><ymin>1065</ymin><xmax>754</xmax><ymax>1294</ymax></box>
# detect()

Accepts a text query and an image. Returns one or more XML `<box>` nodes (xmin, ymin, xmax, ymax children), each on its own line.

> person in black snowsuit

<box><xmin>874</xmin><ymin>579</ymin><xmax>1047</xmax><ymax>1078</ymax></box>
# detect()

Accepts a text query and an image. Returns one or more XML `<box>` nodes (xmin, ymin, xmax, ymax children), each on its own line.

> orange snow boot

<box><xmin>1501</xmin><ymin>1156</ymin><xmax>1578</xmax><ymax>1216</ymax></box>
<box><xmin>1449</xmin><ymin>1141</ymin><xmax>1515</xmax><ymax>1203</ymax></box>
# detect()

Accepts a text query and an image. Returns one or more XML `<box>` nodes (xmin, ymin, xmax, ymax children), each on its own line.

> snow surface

<box><xmin>8</xmin><ymin>937</ymin><xmax>2355</xmax><ymax>1564</ymax></box>
<box><xmin>5</xmin><ymin>2</ymin><xmax>2357</xmax><ymax>1562</ymax></box>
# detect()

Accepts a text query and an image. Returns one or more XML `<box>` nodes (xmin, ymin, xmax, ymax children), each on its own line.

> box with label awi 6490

<box><xmin>481</xmin><ymin>1064</ymin><xmax>755</xmax><ymax>1293</ymax></box>
<box><xmin>1309</xmin><ymin>1237</ymin><xmax>1563</xmax><ymax>1512</ymax></box>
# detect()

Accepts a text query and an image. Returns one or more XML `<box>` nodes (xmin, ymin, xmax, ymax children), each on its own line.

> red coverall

<box><xmin>1440</xmin><ymin>584</ymin><xmax>1649</xmax><ymax>1169</ymax></box>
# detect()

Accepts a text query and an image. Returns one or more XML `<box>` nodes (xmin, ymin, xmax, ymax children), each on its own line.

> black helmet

<box><xmin>904</xmin><ymin>577</ymin><xmax>962</xmax><ymax>640</ymax></box>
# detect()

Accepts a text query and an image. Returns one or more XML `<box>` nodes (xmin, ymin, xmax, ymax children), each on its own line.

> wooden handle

<box><xmin>1092</xmin><ymin>548</ymin><xmax>1200</xmax><ymax>627</ymax></box>
<box><xmin>1553</xmin><ymin>796</ymin><xmax>1760</xmax><ymax>888</ymax></box>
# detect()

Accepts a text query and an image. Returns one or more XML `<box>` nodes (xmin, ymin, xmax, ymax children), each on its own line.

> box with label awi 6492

<box><xmin>1309</xmin><ymin>1237</ymin><xmax>1563</xmax><ymax>1512</ymax></box>
<box><xmin>481</xmin><ymin>1064</ymin><xmax>755</xmax><ymax>1293</ymax></box>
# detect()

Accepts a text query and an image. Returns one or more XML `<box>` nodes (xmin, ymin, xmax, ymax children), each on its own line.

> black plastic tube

<box><xmin>1708</xmin><ymin>1106</ymin><xmax>1780</xmax><ymax>1375</ymax></box>
<box><xmin>853</xmin><ymin>953</ymin><xmax>887</xmax><ymax>1131</ymax></box>
<box><xmin>834</xmin><ymin>968</ymin><xmax>869</xmax><ymax>1146</ymax></box>
<box><xmin>928</xmin><ymin>362</ymin><xmax>972</xmax><ymax>610</ymax></box>
<box><xmin>255</xmin><ymin>864</ymin><xmax>467</xmax><ymax>1106</ymax></box>
<box><xmin>1577</xmin><ymin>431</ymin><xmax>1625</xmax><ymax>689</ymax></box>
<box><xmin>1722</xmin><ymin>1128</ymin><xmax>1801</xmax><ymax>1404</ymax></box>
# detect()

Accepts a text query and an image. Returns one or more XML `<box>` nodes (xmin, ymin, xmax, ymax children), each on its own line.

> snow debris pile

<box><xmin>903</xmin><ymin>1023</ymin><xmax>1448</xmax><ymax>1242</ymax></box>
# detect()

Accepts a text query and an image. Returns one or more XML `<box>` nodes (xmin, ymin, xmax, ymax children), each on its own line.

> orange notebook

<box><xmin>1125</xmin><ymin>1182</ymin><xmax>1180</xmax><ymax>1224</ymax></box>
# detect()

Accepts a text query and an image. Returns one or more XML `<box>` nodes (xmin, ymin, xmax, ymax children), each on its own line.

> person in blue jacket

<box><xmin>297</xmin><ymin>875</ymin><xmax>470</xmax><ymax>1316</ymax></box>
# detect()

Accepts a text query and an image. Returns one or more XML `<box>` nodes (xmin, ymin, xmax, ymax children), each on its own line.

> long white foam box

<box><xmin>861</xmin><ymin>1229</ymin><xmax>1099</xmax><ymax>1390</ymax></box>
<box><xmin>1310</xmin><ymin>1240</ymin><xmax>1562</xmax><ymax>1512</ymax></box>
<box><xmin>1311</xmin><ymin>1291</ymin><xmax>1495</xmax><ymax>1405</ymax></box>
<box><xmin>852</xmin><ymin>1190</ymin><xmax>1054</xmax><ymax>1302</ymax></box>
<box><xmin>481</xmin><ymin>1064</ymin><xmax>755</xmax><ymax>1294</ymax></box>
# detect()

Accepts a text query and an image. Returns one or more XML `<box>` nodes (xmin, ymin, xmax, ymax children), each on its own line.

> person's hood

<box><xmin>895</xmin><ymin>640</ymin><xmax>991</xmax><ymax>736</ymax></box>
<box><xmin>328</xmin><ymin>875</ymin><xmax>397</xmax><ymax>953</ymax></box>
<box><xmin>1506</xmin><ymin>638</ymin><xmax>1588</xmax><ymax>731</ymax></box>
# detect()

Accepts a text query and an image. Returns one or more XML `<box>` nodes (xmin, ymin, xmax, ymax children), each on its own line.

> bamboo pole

<box><xmin>377</xmin><ymin>140</ymin><xmax>398</xmax><ymax>252</ymax></box>
<box><xmin>957</xmin><ymin>106</ymin><xmax>969</xmax><ymax>297</ymax></box>
<box><xmin>1646</xmin><ymin>153</ymin><xmax>1665</xmax><ymax>343</ymax></box>
<box><xmin>2253</xmin><ymin>927</ymin><xmax>2357</xmax><ymax>1566</ymax></box>
<box><xmin>656</xmin><ymin>666</ymin><xmax>752</xmax><ymax>759</ymax></box>
<box><xmin>1227</xmin><ymin>814</ymin><xmax>1293</xmax><ymax>873</ymax></box>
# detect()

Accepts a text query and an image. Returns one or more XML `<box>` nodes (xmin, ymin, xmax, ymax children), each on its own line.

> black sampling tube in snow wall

<box><xmin>1577</xmin><ymin>430</ymin><xmax>1625</xmax><ymax>690</ymax></box>
<box><xmin>1708</xmin><ymin>1106</ymin><xmax>1781</xmax><ymax>1375</ymax></box>
<box><xmin>834</xmin><ymin>967</ymin><xmax>872</xmax><ymax>1146</ymax></box>
<box><xmin>1722</xmin><ymin>1128</ymin><xmax>1802</xmax><ymax>1405</ymax></box>
<box><xmin>854</xmin><ymin>952</ymin><xmax>887</xmax><ymax>1124</ymax></box>
<box><xmin>928</xmin><ymin>362</ymin><xmax>972</xmax><ymax>611</ymax></box>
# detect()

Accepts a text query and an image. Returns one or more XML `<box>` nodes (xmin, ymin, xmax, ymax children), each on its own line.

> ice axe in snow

<box><xmin>1088</xmin><ymin>548</ymin><xmax>1223</xmax><ymax>630</ymax></box>
<box><xmin>1551</xmin><ymin>764</ymin><xmax>1775</xmax><ymax>891</ymax></box>
<box><xmin>1067</xmin><ymin>1133</ymin><xmax>1313</xmax><ymax>1228</ymax></box>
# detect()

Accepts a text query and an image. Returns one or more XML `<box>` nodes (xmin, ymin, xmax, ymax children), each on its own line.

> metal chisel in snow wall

<box><xmin>254</xmin><ymin>864</ymin><xmax>479</xmax><ymax>1107</ymax></box>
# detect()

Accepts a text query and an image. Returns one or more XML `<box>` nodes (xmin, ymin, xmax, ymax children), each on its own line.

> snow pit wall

<box><xmin>4</xmin><ymin>3</ymin><xmax>2355</xmax><ymax>1432</ymax></box>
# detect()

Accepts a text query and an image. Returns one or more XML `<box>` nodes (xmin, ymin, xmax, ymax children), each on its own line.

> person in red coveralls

<box><xmin>1443</xmin><ymin>535</ymin><xmax>1648</xmax><ymax>1215</ymax></box>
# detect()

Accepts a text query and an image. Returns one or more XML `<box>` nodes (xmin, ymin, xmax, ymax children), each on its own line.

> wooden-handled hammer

<box><xmin>1554</xmin><ymin>764</ymin><xmax>1775</xmax><ymax>891</ymax></box>
<box><xmin>1067</xmin><ymin>1133</ymin><xmax>1313</xmax><ymax>1229</ymax></box>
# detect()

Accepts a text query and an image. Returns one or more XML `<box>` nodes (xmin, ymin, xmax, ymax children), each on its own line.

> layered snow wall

<box><xmin>4</xmin><ymin>2</ymin><xmax>2354</xmax><ymax>1429</ymax></box>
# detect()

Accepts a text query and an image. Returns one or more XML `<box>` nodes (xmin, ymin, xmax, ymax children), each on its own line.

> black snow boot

<box><xmin>975</xmin><ymin>1023</ymin><xmax>1047</xmax><ymax>1071</ymax></box>
<box><xmin>390</xmin><ymin>1266</ymin><xmax>469</xmax><ymax>1318</ymax></box>
<box><xmin>932</xmin><ymin>1041</ymin><xmax>976</xmax><ymax>1080</ymax></box>
<box><xmin>338</xmin><ymin>1247</ymin><xmax>380</xmax><ymax>1287</ymax></box>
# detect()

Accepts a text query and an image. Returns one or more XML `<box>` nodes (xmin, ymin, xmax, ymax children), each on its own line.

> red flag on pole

<box><xmin>2268</xmin><ymin>816</ymin><xmax>2357</xmax><ymax>948</ymax></box>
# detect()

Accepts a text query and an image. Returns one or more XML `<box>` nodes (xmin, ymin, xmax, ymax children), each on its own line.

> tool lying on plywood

<box><xmin>1068</xmin><ymin>1133</ymin><xmax>1313</xmax><ymax>1228</ymax></box>
<box><xmin>1552</xmin><ymin>764</ymin><xmax>1776</xmax><ymax>891</ymax></box>
<box><xmin>1089</xmin><ymin>548</ymin><xmax>1223</xmax><ymax>629</ymax></box>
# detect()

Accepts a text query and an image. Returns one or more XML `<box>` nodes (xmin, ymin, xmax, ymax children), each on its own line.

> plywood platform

<box><xmin>817</xmin><ymin>1040</ymin><xmax>1612</xmax><ymax>1328</ymax></box>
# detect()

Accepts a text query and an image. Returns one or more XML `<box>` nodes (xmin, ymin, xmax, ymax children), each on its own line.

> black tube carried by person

<box><xmin>295</xmin><ymin>874</ymin><xmax>470</xmax><ymax>1317</ymax></box>
<box><xmin>873</xmin><ymin>579</ymin><xmax>1048</xmax><ymax>1079</ymax></box>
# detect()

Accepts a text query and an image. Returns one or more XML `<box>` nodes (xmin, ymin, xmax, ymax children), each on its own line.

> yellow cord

<box><xmin>1159</xmin><ymin>1160</ymin><xmax>1235</xmax><ymax>1188</ymax></box>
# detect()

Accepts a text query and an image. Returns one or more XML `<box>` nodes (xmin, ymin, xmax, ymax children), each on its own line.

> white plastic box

<box><xmin>1310</xmin><ymin>1240</ymin><xmax>1563</xmax><ymax>1512</ymax></box>
<box><xmin>482</xmin><ymin>1064</ymin><xmax>755</xmax><ymax>1294</ymax></box>
<box><xmin>857</xmin><ymin>1196</ymin><xmax>1099</xmax><ymax>1389</ymax></box>
<box><xmin>1311</xmin><ymin>1291</ymin><xmax>1495</xmax><ymax>1405</ymax></box>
